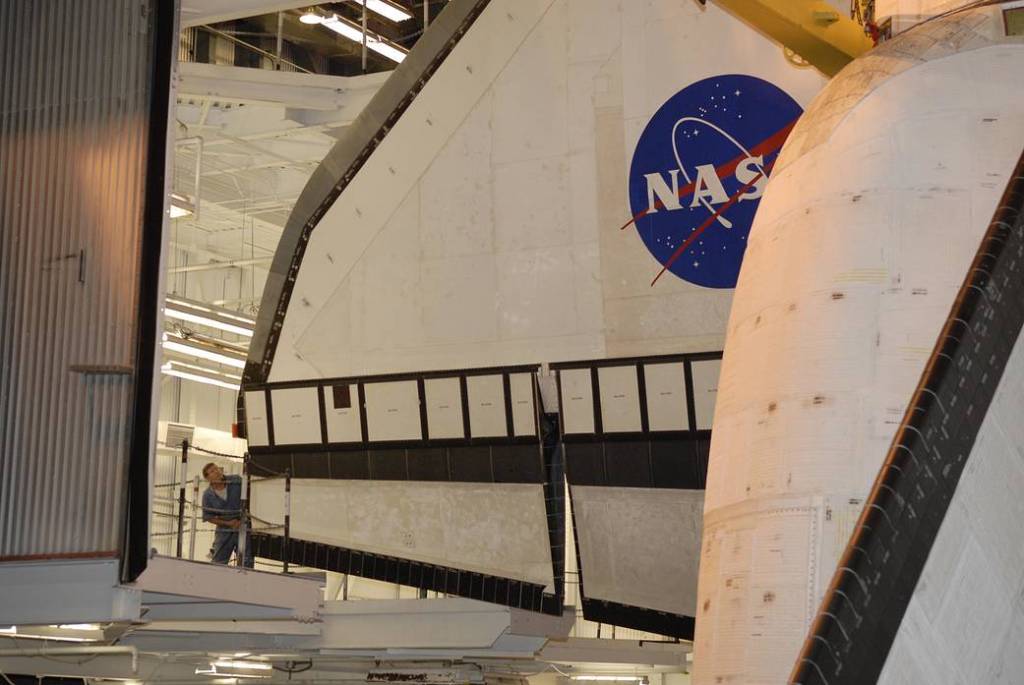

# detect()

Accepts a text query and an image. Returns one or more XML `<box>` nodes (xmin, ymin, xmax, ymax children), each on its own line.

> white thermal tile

<box><xmin>466</xmin><ymin>374</ymin><xmax>507</xmax><ymax>438</ymax></box>
<box><xmin>270</xmin><ymin>387</ymin><xmax>322</xmax><ymax>445</ymax></box>
<box><xmin>643</xmin><ymin>361</ymin><xmax>688</xmax><ymax>431</ymax></box>
<box><xmin>325</xmin><ymin>383</ymin><xmax>362</xmax><ymax>443</ymax></box>
<box><xmin>244</xmin><ymin>390</ymin><xmax>270</xmax><ymax>447</ymax></box>
<box><xmin>509</xmin><ymin>372</ymin><xmax>537</xmax><ymax>437</ymax></box>
<box><xmin>424</xmin><ymin>377</ymin><xmax>464</xmax><ymax>440</ymax></box>
<box><xmin>597</xmin><ymin>365</ymin><xmax>641</xmax><ymax>433</ymax></box>
<box><xmin>559</xmin><ymin>368</ymin><xmax>594</xmax><ymax>434</ymax></box>
<box><xmin>690</xmin><ymin>359</ymin><xmax>720</xmax><ymax>431</ymax></box>
<box><xmin>363</xmin><ymin>380</ymin><xmax>422</xmax><ymax>442</ymax></box>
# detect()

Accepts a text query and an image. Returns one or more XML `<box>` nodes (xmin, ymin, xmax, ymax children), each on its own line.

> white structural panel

<box><xmin>424</xmin><ymin>377</ymin><xmax>465</xmax><ymax>440</ymax></box>
<box><xmin>271</xmin><ymin>387</ymin><xmax>321</xmax><ymax>445</ymax></box>
<box><xmin>265</xmin><ymin>0</ymin><xmax>827</xmax><ymax>383</ymax></box>
<box><xmin>572</xmin><ymin>486</ymin><xmax>704</xmax><ymax>615</ymax></box>
<box><xmin>878</xmin><ymin>331</ymin><xmax>1024</xmax><ymax>683</ymax></box>
<box><xmin>559</xmin><ymin>368</ymin><xmax>595</xmax><ymax>435</ymax></box>
<box><xmin>597</xmin><ymin>365</ymin><xmax>642</xmax><ymax>433</ymax></box>
<box><xmin>466</xmin><ymin>374</ymin><xmax>507</xmax><ymax>438</ymax></box>
<box><xmin>509</xmin><ymin>372</ymin><xmax>537</xmax><ymax>436</ymax></box>
<box><xmin>250</xmin><ymin>479</ymin><xmax>555</xmax><ymax>590</ymax></box>
<box><xmin>694</xmin><ymin>9</ymin><xmax>1024</xmax><ymax>684</ymax></box>
<box><xmin>324</xmin><ymin>384</ymin><xmax>362</xmax><ymax>443</ymax></box>
<box><xmin>363</xmin><ymin>381</ymin><xmax>422</xmax><ymax>442</ymax></box>
<box><xmin>689</xmin><ymin>359</ymin><xmax>721</xmax><ymax>431</ymax></box>
<box><xmin>643</xmin><ymin>362</ymin><xmax>688</xmax><ymax>431</ymax></box>
<box><xmin>244</xmin><ymin>391</ymin><xmax>270</xmax><ymax>447</ymax></box>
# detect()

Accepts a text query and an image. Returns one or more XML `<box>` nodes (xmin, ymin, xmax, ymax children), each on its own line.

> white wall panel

<box><xmin>573</xmin><ymin>485</ymin><xmax>703</xmax><ymax>615</ymax></box>
<box><xmin>325</xmin><ymin>383</ymin><xmax>362</xmax><ymax>443</ymax></box>
<box><xmin>250</xmin><ymin>479</ymin><xmax>555</xmax><ymax>591</ymax></box>
<box><xmin>509</xmin><ymin>372</ymin><xmax>537</xmax><ymax>437</ymax></box>
<box><xmin>597</xmin><ymin>365</ymin><xmax>642</xmax><ymax>433</ymax></box>
<box><xmin>364</xmin><ymin>381</ymin><xmax>422</xmax><ymax>442</ymax></box>
<box><xmin>245</xmin><ymin>391</ymin><xmax>270</xmax><ymax>447</ymax></box>
<box><xmin>643</xmin><ymin>361</ymin><xmax>688</xmax><ymax>431</ymax></box>
<box><xmin>559</xmin><ymin>368</ymin><xmax>594</xmax><ymax>434</ymax></box>
<box><xmin>466</xmin><ymin>374</ymin><xmax>507</xmax><ymax>438</ymax></box>
<box><xmin>690</xmin><ymin>359</ymin><xmax>721</xmax><ymax>431</ymax></box>
<box><xmin>424</xmin><ymin>377</ymin><xmax>465</xmax><ymax>440</ymax></box>
<box><xmin>271</xmin><ymin>387</ymin><xmax>322</xmax><ymax>445</ymax></box>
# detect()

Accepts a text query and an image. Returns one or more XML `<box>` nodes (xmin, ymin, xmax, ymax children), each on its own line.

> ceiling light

<box><xmin>320</xmin><ymin>14</ymin><xmax>409</xmax><ymax>63</ymax></box>
<box><xmin>56</xmin><ymin>623</ymin><xmax>102</xmax><ymax>630</ymax></box>
<box><xmin>170</xmin><ymin>192</ymin><xmax>195</xmax><ymax>219</ymax></box>
<box><xmin>162</xmin><ymin>362</ymin><xmax>242</xmax><ymax>391</ymax></box>
<box><xmin>213</xmin><ymin>661</ymin><xmax>272</xmax><ymax>671</ymax></box>
<box><xmin>299</xmin><ymin>8</ymin><xmax>323</xmax><ymax>24</ymax></box>
<box><xmin>350</xmin><ymin>0</ymin><xmax>413</xmax><ymax>22</ymax></box>
<box><xmin>0</xmin><ymin>626</ymin><xmax>15</xmax><ymax>635</ymax></box>
<box><xmin>165</xmin><ymin>296</ymin><xmax>256</xmax><ymax>337</ymax></box>
<box><xmin>571</xmin><ymin>678</ymin><xmax>648</xmax><ymax>683</ymax></box>
<box><xmin>162</xmin><ymin>334</ymin><xmax>247</xmax><ymax>369</ymax></box>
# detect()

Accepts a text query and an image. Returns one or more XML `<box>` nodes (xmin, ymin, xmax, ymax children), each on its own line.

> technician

<box><xmin>201</xmin><ymin>462</ymin><xmax>254</xmax><ymax>567</ymax></box>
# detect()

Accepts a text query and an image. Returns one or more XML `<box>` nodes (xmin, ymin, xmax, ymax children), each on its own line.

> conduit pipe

<box><xmin>0</xmin><ymin>646</ymin><xmax>138</xmax><ymax>673</ymax></box>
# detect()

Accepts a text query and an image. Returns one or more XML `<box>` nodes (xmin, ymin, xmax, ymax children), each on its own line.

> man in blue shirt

<box><xmin>201</xmin><ymin>462</ymin><xmax>253</xmax><ymax>567</ymax></box>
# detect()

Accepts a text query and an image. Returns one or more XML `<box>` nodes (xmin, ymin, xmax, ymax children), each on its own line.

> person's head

<box><xmin>202</xmin><ymin>462</ymin><xmax>224</xmax><ymax>484</ymax></box>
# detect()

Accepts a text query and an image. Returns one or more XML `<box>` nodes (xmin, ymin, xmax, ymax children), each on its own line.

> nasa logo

<box><xmin>627</xmin><ymin>74</ymin><xmax>803</xmax><ymax>288</ymax></box>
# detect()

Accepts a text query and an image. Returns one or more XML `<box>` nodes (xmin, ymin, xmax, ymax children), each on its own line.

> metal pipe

<box><xmin>166</xmin><ymin>257</ymin><xmax>272</xmax><ymax>274</ymax></box>
<box><xmin>282</xmin><ymin>467</ymin><xmax>292</xmax><ymax>573</ymax></box>
<box><xmin>424</xmin><ymin>0</ymin><xmax>429</xmax><ymax>28</ymax></box>
<box><xmin>189</xmin><ymin>475</ymin><xmax>200</xmax><ymax>560</ymax></box>
<box><xmin>0</xmin><ymin>646</ymin><xmax>138</xmax><ymax>673</ymax></box>
<box><xmin>175</xmin><ymin>440</ymin><xmax>189</xmax><ymax>557</ymax></box>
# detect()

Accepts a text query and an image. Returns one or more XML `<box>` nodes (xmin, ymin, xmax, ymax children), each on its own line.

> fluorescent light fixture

<box><xmin>56</xmin><ymin>623</ymin><xmax>101</xmax><ymax>630</ymax></box>
<box><xmin>162</xmin><ymin>362</ymin><xmax>242</xmax><ymax>391</ymax></box>
<box><xmin>299</xmin><ymin>8</ymin><xmax>323</xmax><ymax>24</ymax></box>
<box><xmin>196</xmin><ymin>662</ymin><xmax>270</xmax><ymax>679</ymax></box>
<box><xmin>213</xmin><ymin>661</ymin><xmax>272</xmax><ymax>671</ymax></box>
<box><xmin>164</xmin><ymin>296</ymin><xmax>256</xmax><ymax>338</ymax></box>
<box><xmin>571</xmin><ymin>678</ymin><xmax>648</xmax><ymax>683</ymax></box>
<box><xmin>321</xmin><ymin>14</ymin><xmax>408</xmax><ymax>63</ymax></box>
<box><xmin>0</xmin><ymin>626</ymin><xmax>99</xmax><ymax>643</ymax></box>
<box><xmin>0</xmin><ymin>626</ymin><xmax>15</xmax><ymax>634</ymax></box>
<box><xmin>162</xmin><ymin>334</ymin><xmax>247</xmax><ymax>369</ymax></box>
<box><xmin>350</xmin><ymin>0</ymin><xmax>413</xmax><ymax>22</ymax></box>
<box><xmin>170</xmin><ymin>192</ymin><xmax>195</xmax><ymax>219</ymax></box>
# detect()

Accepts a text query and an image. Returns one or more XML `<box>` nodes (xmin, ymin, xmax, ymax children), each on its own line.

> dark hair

<box><xmin>202</xmin><ymin>462</ymin><xmax>218</xmax><ymax>478</ymax></box>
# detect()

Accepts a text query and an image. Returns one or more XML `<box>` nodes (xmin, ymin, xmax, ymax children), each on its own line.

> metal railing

<box><xmin>790</xmin><ymin>147</ymin><xmax>1024</xmax><ymax>684</ymax></box>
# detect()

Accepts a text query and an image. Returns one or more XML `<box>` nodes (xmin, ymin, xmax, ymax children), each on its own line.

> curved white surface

<box><xmin>693</xmin><ymin>9</ymin><xmax>1024</xmax><ymax>684</ymax></box>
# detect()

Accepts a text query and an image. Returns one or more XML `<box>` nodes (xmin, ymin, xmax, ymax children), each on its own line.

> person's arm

<box><xmin>202</xmin><ymin>490</ymin><xmax>241</xmax><ymax>528</ymax></box>
<box><xmin>208</xmin><ymin>517</ymin><xmax>240</xmax><ymax>528</ymax></box>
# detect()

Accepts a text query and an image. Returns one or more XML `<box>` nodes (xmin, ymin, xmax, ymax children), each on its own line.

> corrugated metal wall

<box><xmin>0</xmin><ymin>0</ymin><xmax>164</xmax><ymax>558</ymax></box>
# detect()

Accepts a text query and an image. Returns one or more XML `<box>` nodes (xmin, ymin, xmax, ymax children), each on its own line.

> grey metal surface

<box><xmin>244</xmin><ymin>0</ymin><xmax>492</xmax><ymax>387</ymax></box>
<box><xmin>0</xmin><ymin>0</ymin><xmax>162</xmax><ymax>558</ymax></box>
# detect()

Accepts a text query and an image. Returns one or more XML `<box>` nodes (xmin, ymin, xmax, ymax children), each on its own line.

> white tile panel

<box><xmin>509</xmin><ymin>373</ymin><xmax>537</xmax><ymax>437</ymax></box>
<box><xmin>271</xmin><ymin>387</ymin><xmax>322</xmax><ymax>445</ymax></box>
<box><xmin>424</xmin><ymin>377</ymin><xmax>464</xmax><ymax>440</ymax></box>
<box><xmin>559</xmin><ymin>368</ymin><xmax>594</xmax><ymax>434</ymax></box>
<box><xmin>245</xmin><ymin>391</ymin><xmax>271</xmax><ymax>447</ymax></box>
<box><xmin>466</xmin><ymin>374</ymin><xmax>507</xmax><ymax>438</ymax></box>
<box><xmin>690</xmin><ymin>359</ymin><xmax>721</xmax><ymax>431</ymax></box>
<box><xmin>325</xmin><ymin>383</ymin><xmax>362</xmax><ymax>443</ymax></box>
<box><xmin>597</xmin><ymin>365</ymin><xmax>642</xmax><ymax>433</ymax></box>
<box><xmin>364</xmin><ymin>381</ymin><xmax>422</xmax><ymax>442</ymax></box>
<box><xmin>643</xmin><ymin>361</ymin><xmax>688</xmax><ymax>431</ymax></box>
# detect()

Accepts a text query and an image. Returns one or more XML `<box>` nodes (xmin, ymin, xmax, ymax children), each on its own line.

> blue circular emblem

<box><xmin>628</xmin><ymin>74</ymin><xmax>803</xmax><ymax>288</ymax></box>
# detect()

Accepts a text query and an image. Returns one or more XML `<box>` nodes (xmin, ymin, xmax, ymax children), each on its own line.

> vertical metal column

<box><xmin>175</xmin><ymin>440</ymin><xmax>189</xmax><ymax>557</ymax></box>
<box><xmin>238</xmin><ymin>455</ymin><xmax>249</xmax><ymax>568</ymax></box>
<box><xmin>424</xmin><ymin>0</ymin><xmax>429</xmax><ymax>28</ymax></box>
<box><xmin>274</xmin><ymin>12</ymin><xmax>283</xmax><ymax>70</ymax></box>
<box><xmin>188</xmin><ymin>475</ymin><xmax>200</xmax><ymax>560</ymax></box>
<box><xmin>361</xmin><ymin>2</ymin><xmax>368</xmax><ymax>72</ymax></box>
<box><xmin>282</xmin><ymin>468</ymin><xmax>292</xmax><ymax>573</ymax></box>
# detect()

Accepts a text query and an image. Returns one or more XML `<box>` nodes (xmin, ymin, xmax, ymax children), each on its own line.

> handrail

<box><xmin>790</xmin><ymin>146</ymin><xmax>1024</xmax><ymax>684</ymax></box>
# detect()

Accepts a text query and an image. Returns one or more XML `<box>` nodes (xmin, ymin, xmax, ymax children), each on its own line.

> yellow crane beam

<box><xmin>712</xmin><ymin>0</ymin><xmax>875</xmax><ymax>76</ymax></box>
